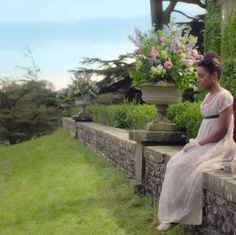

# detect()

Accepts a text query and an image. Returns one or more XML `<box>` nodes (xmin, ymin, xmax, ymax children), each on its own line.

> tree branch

<box><xmin>161</xmin><ymin>0</ymin><xmax>178</xmax><ymax>26</ymax></box>
<box><xmin>164</xmin><ymin>0</ymin><xmax>206</xmax><ymax>9</ymax></box>
<box><xmin>172</xmin><ymin>9</ymin><xmax>198</xmax><ymax>20</ymax></box>
<box><xmin>165</xmin><ymin>0</ymin><xmax>178</xmax><ymax>15</ymax></box>
<box><xmin>194</xmin><ymin>0</ymin><xmax>206</xmax><ymax>8</ymax></box>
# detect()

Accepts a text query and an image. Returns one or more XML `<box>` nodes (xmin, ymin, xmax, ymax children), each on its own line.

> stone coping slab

<box><xmin>203</xmin><ymin>170</ymin><xmax>236</xmax><ymax>203</ymax></box>
<box><xmin>146</xmin><ymin>145</ymin><xmax>183</xmax><ymax>156</ymax></box>
<box><xmin>75</xmin><ymin>121</ymin><xmax>136</xmax><ymax>143</ymax></box>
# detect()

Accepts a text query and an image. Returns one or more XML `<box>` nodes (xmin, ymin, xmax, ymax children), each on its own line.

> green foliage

<box><xmin>70</xmin><ymin>72</ymin><xmax>98</xmax><ymax>98</ymax></box>
<box><xmin>87</xmin><ymin>102</ymin><xmax>156</xmax><ymax>129</ymax></box>
<box><xmin>71</xmin><ymin>55</ymin><xmax>134</xmax><ymax>89</ymax></box>
<box><xmin>167</xmin><ymin>102</ymin><xmax>202</xmax><ymax>139</ymax></box>
<box><xmin>221</xmin><ymin>13</ymin><xmax>236</xmax><ymax>59</ymax></box>
<box><xmin>221</xmin><ymin>58</ymin><xmax>236</xmax><ymax>95</ymax></box>
<box><xmin>220</xmin><ymin>13</ymin><xmax>236</xmax><ymax>95</ymax></box>
<box><xmin>203</xmin><ymin>5</ymin><xmax>236</xmax><ymax>95</ymax></box>
<box><xmin>56</xmin><ymin>87</ymin><xmax>75</xmax><ymax>105</ymax></box>
<box><xmin>57</xmin><ymin>73</ymin><xmax>99</xmax><ymax>107</ymax></box>
<box><xmin>0</xmin><ymin>79</ymin><xmax>60</xmax><ymax>144</ymax></box>
<box><xmin>87</xmin><ymin>101</ymin><xmax>203</xmax><ymax>138</ymax></box>
<box><xmin>204</xmin><ymin>0</ymin><xmax>221</xmax><ymax>54</ymax></box>
<box><xmin>0</xmin><ymin>130</ymin><xmax>186</xmax><ymax>235</ymax></box>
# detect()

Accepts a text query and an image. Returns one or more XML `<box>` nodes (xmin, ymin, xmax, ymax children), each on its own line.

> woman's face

<box><xmin>196</xmin><ymin>66</ymin><xmax>216</xmax><ymax>90</ymax></box>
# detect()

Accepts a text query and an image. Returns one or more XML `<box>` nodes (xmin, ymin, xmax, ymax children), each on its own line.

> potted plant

<box><xmin>69</xmin><ymin>72</ymin><xmax>98</xmax><ymax>121</ymax></box>
<box><xmin>129</xmin><ymin>22</ymin><xmax>200</xmax><ymax>131</ymax></box>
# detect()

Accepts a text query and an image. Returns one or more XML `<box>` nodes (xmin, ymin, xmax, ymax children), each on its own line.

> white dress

<box><xmin>158</xmin><ymin>89</ymin><xmax>236</xmax><ymax>225</ymax></box>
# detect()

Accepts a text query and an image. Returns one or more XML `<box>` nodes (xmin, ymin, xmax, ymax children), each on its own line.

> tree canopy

<box><xmin>0</xmin><ymin>79</ymin><xmax>60</xmax><ymax>145</ymax></box>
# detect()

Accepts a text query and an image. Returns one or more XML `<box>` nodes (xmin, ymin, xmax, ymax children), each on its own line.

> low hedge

<box><xmin>87</xmin><ymin>103</ymin><xmax>156</xmax><ymax>130</ymax></box>
<box><xmin>85</xmin><ymin>102</ymin><xmax>202</xmax><ymax>140</ymax></box>
<box><xmin>167</xmin><ymin>102</ymin><xmax>202</xmax><ymax>139</ymax></box>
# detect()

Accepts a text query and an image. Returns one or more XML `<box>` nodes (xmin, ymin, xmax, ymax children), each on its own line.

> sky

<box><xmin>0</xmin><ymin>0</ymin><xmax>206</xmax><ymax>90</ymax></box>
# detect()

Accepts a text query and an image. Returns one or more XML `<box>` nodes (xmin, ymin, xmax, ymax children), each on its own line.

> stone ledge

<box><xmin>76</xmin><ymin>122</ymin><xmax>136</xmax><ymax>143</ymax></box>
<box><xmin>203</xmin><ymin>170</ymin><xmax>236</xmax><ymax>203</ymax></box>
<box><xmin>144</xmin><ymin>145</ymin><xmax>182</xmax><ymax>164</ymax></box>
<box><xmin>129</xmin><ymin>129</ymin><xmax>186</xmax><ymax>144</ymax></box>
<box><xmin>146</xmin><ymin>145</ymin><xmax>182</xmax><ymax>156</ymax></box>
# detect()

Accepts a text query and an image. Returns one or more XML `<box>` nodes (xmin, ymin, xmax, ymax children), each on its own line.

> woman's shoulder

<box><xmin>216</xmin><ymin>89</ymin><xmax>234</xmax><ymax>112</ymax></box>
<box><xmin>218</xmin><ymin>89</ymin><xmax>233</xmax><ymax>100</ymax></box>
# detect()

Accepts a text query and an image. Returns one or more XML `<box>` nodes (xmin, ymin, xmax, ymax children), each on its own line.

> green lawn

<box><xmin>0</xmin><ymin>129</ymin><xmax>185</xmax><ymax>235</ymax></box>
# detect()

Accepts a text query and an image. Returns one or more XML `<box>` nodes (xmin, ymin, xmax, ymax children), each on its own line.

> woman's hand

<box><xmin>183</xmin><ymin>139</ymin><xmax>200</xmax><ymax>152</ymax></box>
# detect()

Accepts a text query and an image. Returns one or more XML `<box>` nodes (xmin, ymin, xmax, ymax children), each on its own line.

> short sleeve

<box><xmin>216</xmin><ymin>90</ymin><xmax>233</xmax><ymax>113</ymax></box>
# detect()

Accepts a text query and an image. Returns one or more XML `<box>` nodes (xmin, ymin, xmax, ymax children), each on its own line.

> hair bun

<box><xmin>212</xmin><ymin>57</ymin><xmax>222</xmax><ymax>67</ymax></box>
<box><xmin>203</xmin><ymin>52</ymin><xmax>222</xmax><ymax>67</ymax></box>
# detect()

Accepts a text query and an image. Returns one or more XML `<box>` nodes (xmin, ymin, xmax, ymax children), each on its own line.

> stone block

<box><xmin>129</xmin><ymin>129</ymin><xmax>186</xmax><ymax>144</ymax></box>
<box><xmin>144</xmin><ymin>147</ymin><xmax>164</xmax><ymax>163</ymax></box>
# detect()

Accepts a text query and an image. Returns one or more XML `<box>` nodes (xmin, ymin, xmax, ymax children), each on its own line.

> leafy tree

<box><xmin>70</xmin><ymin>55</ymin><xmax>134</xmax><ymax>90</ymax></box>
<box><xmin>70</xmin><ymin>55</ymin><xmax>143</xmax><ymax>103</ymax></box>
<box><xmin>0</xmin><ymin>79</ymin><xmax>60</xmax><ymax>145</ymax></box>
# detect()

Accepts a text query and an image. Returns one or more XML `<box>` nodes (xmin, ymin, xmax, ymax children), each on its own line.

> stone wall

<box><xmin>143</xmin><ymin>145</ymin><xmax>182</xmax><ymax>203</ymax></box>
<box><xmin>75</xmin><ymin>121</ymin><xmax>136</xmax><ymax>177</ymax></box>
<box><xmin>62</xmin><ymin>118</ymin><xmax>76</xmax><ymax>137</ymax></box>
<box><xmin>62</xmin><ymin>118</ymin><xmax>236</xmax><ymax>235</ymax></box>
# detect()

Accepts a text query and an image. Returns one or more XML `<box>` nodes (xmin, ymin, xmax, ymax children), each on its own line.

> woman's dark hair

<box><xmin>196</xmin><ymin>52</ymin><xmax>222</xmax><ymax>78</ymax></box>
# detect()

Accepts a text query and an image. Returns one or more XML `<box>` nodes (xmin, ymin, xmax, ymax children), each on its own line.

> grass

<box><xmin>0</xmin><ymin>129</ymin><xmax>186</xmax><ymax>235</ymax></box>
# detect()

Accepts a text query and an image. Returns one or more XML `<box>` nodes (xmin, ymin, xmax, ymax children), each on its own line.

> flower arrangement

<box><xmin>129</xmin><ymin>22</ymin><xmax>200</xmax><ymax>91</ymax></box>
<box><xmin>69</xmin><ymin>72</ymin><xmax>99</xmax><ymax>101</ymax></box>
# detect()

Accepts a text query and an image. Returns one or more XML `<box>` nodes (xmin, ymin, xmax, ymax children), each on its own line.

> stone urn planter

<box><xmin>60</xmin><ymin>103</ymin><xmax>72</xmax><ymax>117</ymax></box>
<box><xmin>138</xmin><ymin>83</ymin><xmax>182</xmax><ymax>131</ymax></box>
<box><xmin>129</xmin><ymin>83</ymin><xmax>185</xmax><ymax>144</ymax></box>
<box><xmin>72</xmin><ymin>97</ymin><xmax>92</xmax><ymax>122</ymax></box>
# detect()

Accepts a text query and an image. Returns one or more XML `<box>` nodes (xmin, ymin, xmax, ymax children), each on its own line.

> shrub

<box><xmin>87</xmin><ymin>102</ymin><xmax>156</xmax><ymax>129</ymax></box>
<box><xmin>167</xmin><ymin>102</ymin><xmax>202</xmax><ymax>139</ymax></box>
<box><xmin>87</xmin><ymin>101</ymin><xmax>202</xmax><ymax>140</ymax></box>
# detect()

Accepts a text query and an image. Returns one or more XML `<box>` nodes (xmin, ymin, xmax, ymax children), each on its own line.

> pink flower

<box><xmin>159</xmin><ymin>36</ymin><xmax>165</xmax><ymax>43</ymax></box>
<box><xmin>164</xmin><ymin>60</ymin><xmax>173</xmax><ymax>69</ymax></box>
<box><xmin>186</xmin><ymin>59</ymin><xmax>194</xmax><ymax>66</ymax></box>
<box><xmin>149</xmin><ymin>48</ymin><xmax>159</xmax><ymax>58</ymax></box>
<box><xmin>191</xmin><ymin>49</ymin><xmax>198</xmax><ymax>57</ymax></box>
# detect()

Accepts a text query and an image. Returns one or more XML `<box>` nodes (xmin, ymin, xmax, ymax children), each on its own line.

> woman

<box><xmin>157</xmin><ymin>52</ymin><xmax>236</xmax><ymax>231</ymax></box>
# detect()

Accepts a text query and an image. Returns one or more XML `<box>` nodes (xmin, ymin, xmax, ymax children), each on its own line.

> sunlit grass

<box><xmin>0</xmin><ymin>129</ymin><xmax>186</xmax><ymax>235</ymax></box>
